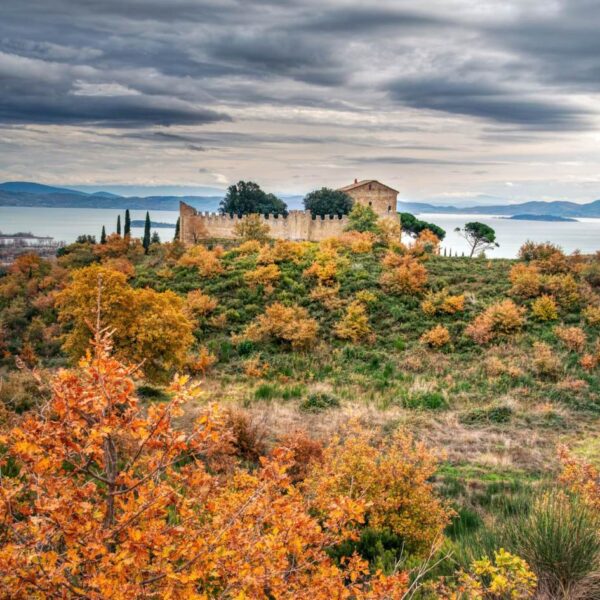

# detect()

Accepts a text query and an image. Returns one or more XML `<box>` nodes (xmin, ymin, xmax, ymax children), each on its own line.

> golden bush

<box><xmin>583</xmin><ymin>304</ymin><xmax>600</xmax><ymax>327</ymax></box>
<box><xmin>244</xmin><ymin>263</ymin><xmax>281</xmax><ymax>292</ymax></box>
<box><xmin>242</xmin><ymin>302</ymin><xmax>319</xmax><ymax>349</ymax></box>
<box><xmin>257</xmin><ymin>239</ymin><xmax>307</xmax><ymax>264</ymax></box>
<box><xmin>420</xmin><ymin>324</ymin><xmax>450</xmax><ymax>348</ymax></box>
<box><xmin>178</xmin><ymin>245</ymin><xmax>223</xmax><ymax>277</ymax></box>
<box><xmin>509</xmin><ymin>263</ymin><xmax>541</xmax><ymax>298</ymax></box>
<box><xmin>421</xmin><ymin>289</ymin><xmax>465</xmax><ymax>316</ymax></box>
<box><xmin>531</xmin><ymin>294</ymin><xmax>558</xmax><ymax>321</ymax></box>
<box><xmin>185</xmin><ymin>290</ymin><xmax>219</xmax><ymax>317</ymax></box>
<box><xmin>334</xmin><ymin>300</ymin><xmax>374</xmax><ymax>343</ymax></box>
<box><xmin>542</xmin><ymin>273</ymin><xmax>580</xmax><ymax>308</ymax></box>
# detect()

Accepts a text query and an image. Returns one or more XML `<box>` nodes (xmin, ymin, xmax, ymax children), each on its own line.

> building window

<box><xmin>368</xmin><ymin>183</ymin><xmax>372</xmax><ymax>190</ymax></box>
<box><xmin>368</xmin><ymin>201</ymin><xmax>372</xmax><ymax>206</ymax></box>
<box><xmin>388</xmin><ymin>205</ymin><xmax>391</xmax><ymax>212</ymax></box>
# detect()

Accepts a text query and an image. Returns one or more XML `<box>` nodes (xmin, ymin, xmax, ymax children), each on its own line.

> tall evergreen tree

<box><xmin>100</xmin><ymin>226</ymin><xmax>107</xmax><ymax>244</ymax></box>
<box><xmin>116</xmin><ymin>215</ymin><xmax>121</xmax><ymax>236</ymax></box>
<box><xmin>124</xmin><ymin>209</ymin><xmax>131</xmax><ymax>237</ymax></box>
<box><xmin>174</xmin><ymin>217</ymin><xmax>180</xmax><ymax>241</ymax></box>
<box><xmin>143</xmin><ymin>211</ymin><xmax>151</xmax><ymax>254</ymax></box>
<box><xmin>151</xmin><ymin>231</ymin><xmax>160</xmax><ymax>245</ymax></box>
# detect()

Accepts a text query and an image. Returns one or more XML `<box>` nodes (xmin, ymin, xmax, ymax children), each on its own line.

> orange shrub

<box><xmin>412</xmin><ymin>229</ymin><xmax>440</xmax><ymax>255</ymax></box>
<box><xmin>555</xmin><ymin>325</ymin><xmax>586</xmax><ymax>352</ymax></box>
<box><xmin>559</xmin><ymin>447</ymin><xmax>600</xmax><ymax>510</ymax></box>
<box><xmin>178</xmin><ymin>245</ymin><xmax>223</xmax><ymax>277</ymax></box>
<box><xmin>420</xmin><ymin>324</ymin><xmax>450</xmax><ymax>348</ymax></box>
<box><xmin>242</xmin><ymin>302</ymin><xmax>319</xmax><ymax>349</ymax></box>
<box><xmin>466</xmin><ymin>299</ymin><xmax>525</xmax><ymax>344</ymax></box>
<box><xmin>380</xmin><ymin>255</ymin><xmax>428</xmax><ymax>295</ymax></box>
<box><xmin>531</xmin><ymin>294</ymin><xmax>558</xmax><ymax>321</ymax></box>
<box><xmin>189</xmin><ymin>346</ymin><xmax>217</xmax><ymax>376</ymax></box>
<box><xmin>185</xmin><ymin>290</ymin><xmax>219</xmax><ymax>316</ymax></box>
<box><xmin>509</xmin><ymin>263</ymin><xmax>541</xmax><ymax>298</ymax></box>
<box><xmin>0</xmin><ymin>333</ymin><xmax>411</xmax><ymax>598</ymax></box>
<box><xmin>335</xmin><ymin>231</ymin><xmax>374</xmax><ymax>253</ymax></box>
<box><xmin>244</xmin><ymin>263</ymin><xmax>281</xmax><ymax>292</ymax></box>
<box><xmin>243</xmin><ymin>356</ymin><xmax>270</xmax><ymax>378</ymax></box>
<box><xmin>258</xmin><ymin>239</ymin><xmax>307</xmax><ymax>264</ymax></box>
<box><xmin>334</xmin><ymin>300</ymin><xmax>374</xmax><ymax>343</ymax></box>
<box><xmin>580</xmin><ymin>353</ymin><xmax>598</xmax><ymax>371</ymax></box>
<box><xmin>309</xmin><ymin>284</ymin><xmax>343</xmax><ymax>310</ymax></box>
<box><xmin>421</xmin><ymin>289</ymin><xmax>465</xmax><ymax>316</ymax></box>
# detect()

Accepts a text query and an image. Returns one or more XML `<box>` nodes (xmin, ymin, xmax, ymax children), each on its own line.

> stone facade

<box><xmin>180</xmin><ymin>179</ymin><xmax>398</xmax><ymax>244</ymax></box>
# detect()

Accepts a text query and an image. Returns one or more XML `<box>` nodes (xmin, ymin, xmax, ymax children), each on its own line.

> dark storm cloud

<box><xmin>0</xmin><ymin>0</ymin><xmax>598</xmax><ymax>132</ymax></box>
<box><xmin>386</xmin><ymin>77</ymin><xmax>590</xmax><ymax>130</ymax></box>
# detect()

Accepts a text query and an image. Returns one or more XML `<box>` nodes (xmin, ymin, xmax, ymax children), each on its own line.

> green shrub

<box><xmin>404</xmin><ymin>390</ymin><xmax>447</xmax><ymax>410</ymax></box>
<box><xmin>506</xmin><ymin>492</ymin><xmax>600</xmax><ymax>598</ymax></box>
<box><xmin>254</xmin><ymin>383</ymin><xmax>279</xmax><ymax>401</ymax></box>
<box><xmin>300</xmin><ymin>392</ymin><xmax>340</xmax><ymax>412</ymax></box>
<box><xmin>329</xmin><ymin>528</ymin><xmax>406</xmax><ymax>575</ymax></box>
<box><xmin>460</xmin><ymin>405</ymin><xmax>513</xmax><ymax>425</ymax></box>
<box><xmin>136</xmin><ymin>384</ymin><xmax>171</xmax><ymax>402</ymax></box>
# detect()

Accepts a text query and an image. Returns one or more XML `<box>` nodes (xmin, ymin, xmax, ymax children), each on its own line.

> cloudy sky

<box><xmin>1</xmin><ymin>0</ymin><xmax>600</xmax><ymax>202</ymax></box>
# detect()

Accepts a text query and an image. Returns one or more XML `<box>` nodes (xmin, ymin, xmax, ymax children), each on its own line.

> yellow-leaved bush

<box><xmin>178</xmin><ymin>244</ymin><xmax>223</xmax><ymax>276</ymax></box>
<box><xmin>421</xmin><ymin>289</ymin><xmax>465</xmax><ymax>316</ymax></box>
<box><xmin>531</xmin><ymin>294</ymin><xmax>558</xmax><ymax>321</ymax></box>
<box><xmin>334</xmin><ymin>300</ymin><xmax>374</xmax><ymax>343</ymax></box>
<box><xmin>56</xmin><ymin>264</ymin><xmax>194</xmax><ymax>382</ymax></box>
<box><xmin>420</xmin><ymin>324</ymin><xmax>451</xmax><ymax>348</ymax></box>
<box><xmin>241</xmin><ymin>302</ymin><xmax>319</xmax><ymax>349</ymax></box>
<box><xmin>302</xmin><ymin>424</ymin><xmax>452</xmax><ymax>557</ymax></box>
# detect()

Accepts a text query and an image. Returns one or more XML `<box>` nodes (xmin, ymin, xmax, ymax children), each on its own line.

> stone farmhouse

<box><xmin>179</xmin><ymin>179</ymin><xmax>399</xmax><ymax>244</ymax></box>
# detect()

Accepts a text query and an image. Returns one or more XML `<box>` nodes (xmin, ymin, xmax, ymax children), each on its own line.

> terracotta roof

<box><xmin>337</xmin><ymin>179</ymin><xmax>399</xmax><ymax>194</ymax></box>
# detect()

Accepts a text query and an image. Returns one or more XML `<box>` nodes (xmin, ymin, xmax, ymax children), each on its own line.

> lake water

<box><xmin>1</xmin><ymin>206</ymin><xmax>599</xmax><ymax>258</ymax></box>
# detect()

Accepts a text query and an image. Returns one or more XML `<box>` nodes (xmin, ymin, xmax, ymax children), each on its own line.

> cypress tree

<box><xmin>116</xmin><ymin>215</ymin><xmax>121</xmax><ymax>236</ymax></box>
<box><xmin>174</xmin><ymin>216</ymin><xmax>180</xmax><ymax>241</ymax></box>
<box><xmin>124</xmin><ymin>209</ymin><xmax>131</xmax><ymax>237</ymax></box>
<box><xmin>143</xmin><ymin>211</ymin><xmax>151</xmax><ymax>254</ymax></box>
<box><xmin>100</xmin><ymin>225</ymin><xmax>107</xmax><ymax>244</ymax></box>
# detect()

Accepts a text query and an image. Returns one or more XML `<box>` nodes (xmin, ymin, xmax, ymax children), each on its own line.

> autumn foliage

<box><xmin>241</xmin><ymin>302</ymin><xmax>319</xmax><ymax>349</ymax></box>
<box><xmin>379</xmin><ymin>254</ymin><xmax>428</xmax><ymax>295</ymax></box>
<box><xmin>466</xmin><ymin>300</ymin><xmax>525</xmax><ymax>345</ymax></box>
<box><xmin>56</xmin><ymin>265</ymin><xmax>194</xmax><ymax>382</ymax></box>
<box><xmin>0</xmin><ymin>332</ymin><xmax>454</xmax><ymax>598</ymax></box>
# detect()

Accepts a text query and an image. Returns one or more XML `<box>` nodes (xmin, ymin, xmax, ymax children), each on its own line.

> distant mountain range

<box><xmin>1</xmin><ymin>181</ymin><xmax>599</xmax><ymax>218</ymax></box>
<box><xmin>398</xmin><ymin>199</ymin><xmax>600</xmax><ymax>218</ymax></box>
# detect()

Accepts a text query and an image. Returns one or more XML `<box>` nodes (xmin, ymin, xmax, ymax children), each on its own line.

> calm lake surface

<box><xmin>1</xmin><ymin>206</ymin><xmax>599</xmax><ymax>258</ymax></box>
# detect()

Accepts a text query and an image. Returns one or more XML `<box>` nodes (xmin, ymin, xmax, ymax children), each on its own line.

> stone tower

<box><xmin>337</xmin><ymin>179</ymin><xmax>399</xmax><ymax>219</ymax></box>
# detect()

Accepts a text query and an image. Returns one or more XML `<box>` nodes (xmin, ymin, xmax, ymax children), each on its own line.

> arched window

<box><xmin>388</xmin><ymin>205</ymin><xmax>391</xmax><ymax>212</ymax></box>
<box><xmin>368</xmin><ymin>201</ymin><xmax>372</xmax><ymax>206</ymax></box>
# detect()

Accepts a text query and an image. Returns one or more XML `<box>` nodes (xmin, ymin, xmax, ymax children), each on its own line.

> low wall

<box><xmin>180</xmin><ymin>202</ymin><xmax>347</xmax><ymax>243</ymax></box>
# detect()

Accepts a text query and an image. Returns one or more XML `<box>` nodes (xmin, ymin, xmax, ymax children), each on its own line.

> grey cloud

<box><xmin>386</xmin><ymin>77</ymin><xmax>590</xmax><ymax>130</ymax></box>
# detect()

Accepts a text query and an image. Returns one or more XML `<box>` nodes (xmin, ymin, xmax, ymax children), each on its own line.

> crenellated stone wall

<box><xmin>180</xmin><ymin>203</ymin><xmax>348</xmax><ymax>244</ymax></box>
<box><xmin>180</xmin><ymin>179</ymin><xmax>400</xmax><ymax>245</ymax></box>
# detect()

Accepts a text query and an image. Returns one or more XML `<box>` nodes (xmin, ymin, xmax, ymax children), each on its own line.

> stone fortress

<box><xmin>179</xmin><ymin>179</ymin><xmax>399</xmax><ymax>244</ymax></box>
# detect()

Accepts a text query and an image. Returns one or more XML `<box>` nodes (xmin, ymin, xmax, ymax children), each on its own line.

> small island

<box><xmin>504</xmin><ymin>214</ymin><xmax>577</xmax><ymax>222</ymax></box>
<box><xmin>130</xmin><ymin>220</ymin><xmax>176</xmax><ymax>228</ymax></box>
